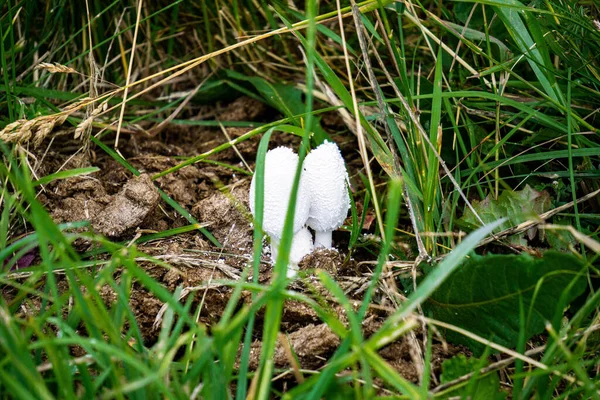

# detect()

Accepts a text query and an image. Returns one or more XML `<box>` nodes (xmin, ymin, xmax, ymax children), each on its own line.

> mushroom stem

<box><xmin>271</xmin><ymin>241</ymin><xmax>298</xmax><ymax>277</ymax></box>
<box><xmin>314</xmin><ymin>230</ymin><xmax>332</xmax><ymax>249</ymax></box>
<box><xmin>287</xmin><ymin>264</ymin><xmax>299</xmax><ymax>279</ymax></box>
<box><xmin>270</xmin><ymin>227</ymin><xmax>314</xmax><ymax>278</ymax></box>
<box><xmin>270</xmin><ymin>241</ymin><xmax>280</xmax><ymax>263</ymax></box>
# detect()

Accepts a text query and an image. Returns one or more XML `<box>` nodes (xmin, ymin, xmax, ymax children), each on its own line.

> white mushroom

<box><xmin>249</xmin><ymin>146</ymin><xmax>312</xmax><ymax>269</ymax></box>
<box><xmin>270</xmin><ymin>227</ymin><xmax>313</xmax><ymax>278</ymax></box>
<box><xmin>302</xmin><ymin>141</ymin><xmax>350</xmax><ymax>248</ymax></box>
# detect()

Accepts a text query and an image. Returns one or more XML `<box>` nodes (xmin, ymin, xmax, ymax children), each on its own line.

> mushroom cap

<box><xmin>303</xmin><ymin>141</ymin><xmax>350</xmax><ymax>232</ymax></box>
<box><xmin>249</xmin><ymin>146</ymin><xmax>310</xmax><ymax>239</ymax></box>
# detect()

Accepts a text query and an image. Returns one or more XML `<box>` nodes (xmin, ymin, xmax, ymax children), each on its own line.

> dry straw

<box><xmin>34</xmin><ymin>62</ymin><xmax>78</xmax><ymax>74</ymax></box>
<box><xmin>0</xmin><ymin>116</ymin><xmax>57</xmax><ymax>146</ymax></box>
<box><xmin>74</xmin><ymin>101</ymin><xmax>107</xmax><ymax>140</ymax></box>
<box><xmin>0</xmin><ymin>62</ymin><xmax>97</xmax><ymax>146</ymax></box>
<box><xmin>2</xmin><ymin>2</ymin><xmax>377</xmax><ymax>148</ymax></box>
<box><xmin>0</xmin><ymin>99</ymin><xmax>108</xmax><ymax>146</ymax></box>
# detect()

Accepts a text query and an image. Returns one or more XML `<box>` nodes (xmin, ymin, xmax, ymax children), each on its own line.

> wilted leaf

<box><xmin>423</xmin><ymin>251</ymin><xmax>587</xmax><ymax>354</ymax></box>
<box><xmin>459</xmin><ymin>185</ymin><xmax>551</xmax><ymax>244</ymax></box>
<box><xmin>440</xmin><ymin>354</ymin><xmax>506</xmax><ymax>400</ymax></box>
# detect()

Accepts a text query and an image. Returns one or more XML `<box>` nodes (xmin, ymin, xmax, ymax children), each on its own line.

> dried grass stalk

<box><xmin>35</xmin><ymin>62</ymin><xmax>78</xmax><ymax>74</ymax></box>
<box><xmin>74</xmin><ymin>116</ymin><xmax>94</xmax><ymax>140</ymax></box>
<box><xmin>1</xmin><ymin>113</ymin><xmax>69</xmax><ymax>146</ymax></box>
<box><xmin>63</xmin><ymin>97</ymin><xmax>94</xmax><ymax>112</ymax></box>
<box><xmin>0</xmin><ymin>96</ymin><xmax>109</xmax><ymax>146</ymax></box>
<box><xmin>34</xmin><ymin>121</ymin><xmax>56</xmax><ymax>147</ymax></box>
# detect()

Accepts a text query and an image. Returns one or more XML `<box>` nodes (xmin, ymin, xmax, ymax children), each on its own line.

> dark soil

<box><xmin>19</xmin><ymin>96</ymin><xmax>466</xmax><ymax>388</ymax></box>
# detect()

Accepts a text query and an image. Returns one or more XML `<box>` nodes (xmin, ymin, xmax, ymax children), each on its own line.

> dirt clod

<box><xmin>92</xmin><ymin>174</ymin><xmax>160</xmax><ymax>237</ymax></box>
<box><xmin>299</xmin><ymin>248</ymin><xmax>346</xmax><ymax>276</ymax></box>
<box><xmin>193</xmin><ymin>180</ymin><xmax>253</xmax><ymax>252</ymax></box>
<box><xmin>247</xmin><ymin>323</ymin><xmax>340</xmax><ymax>370</ymax></box>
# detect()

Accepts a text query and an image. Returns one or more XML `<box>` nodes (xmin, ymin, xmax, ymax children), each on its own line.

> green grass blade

<box><xmin>368</xmin><ymin>218</ymin><xmax>507</xmax><ymax>348</ymax></box>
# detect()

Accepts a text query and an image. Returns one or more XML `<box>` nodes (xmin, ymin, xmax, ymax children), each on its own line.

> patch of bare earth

<box><xmin>20</xmin><ymin>96</ymin><xmax>467</xmax><ymax>390</ymax></box>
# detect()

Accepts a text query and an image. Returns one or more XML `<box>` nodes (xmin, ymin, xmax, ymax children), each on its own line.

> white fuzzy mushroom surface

<box><xmin>302</xmin><ymin>140</ymin><xmax>350</xmax><ymax>248</ymax></box>
<box><xmin>248</xmin><ymin>146</ymin><xmax>310</xmax><ymax>240</ymax></box>
<box><xmin>270</xmin><ymin>227</ymin><xmax>314</xmax><ymax>278</ymax></box>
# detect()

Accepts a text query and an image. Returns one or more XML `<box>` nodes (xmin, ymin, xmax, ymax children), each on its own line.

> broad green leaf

<box><xmin>459</xmin><ymin>185</ymin><xmax>551</xmax><ymax>244</ymax></box>
<box><xmin>440</xmin><ymin>354</ymin><xmax>506</xmax><ymax>400</ymax></box>
<box><xmin>423</xmin><ymin>251</ymin><xmax>587</xmax><ymax>354</ymax></box>
<box><xmin>368</xmin><ymin>219</ymin><xmax>507</xmax><ymax>348</ymax></box>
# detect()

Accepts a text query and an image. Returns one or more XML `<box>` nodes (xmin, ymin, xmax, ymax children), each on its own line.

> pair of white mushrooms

<box><xmin>249</xmin><ymin>141</ymin><xmax>350</xmax><ymax>275</ymax></box>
